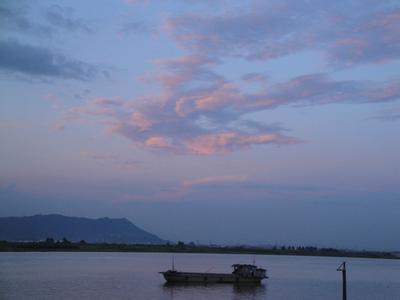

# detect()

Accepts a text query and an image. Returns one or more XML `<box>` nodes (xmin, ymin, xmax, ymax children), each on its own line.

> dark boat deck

<box><xmin>161</xmin><ymin>264</ymin><xmax>267</xmax><ymax>284</ymax></box>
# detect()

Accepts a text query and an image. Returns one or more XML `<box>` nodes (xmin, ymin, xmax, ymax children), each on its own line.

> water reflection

<box><xmin>162</xmin><ymin>282</ymin><xmax>267</xmax><ymax>300</ymax></box>
<box><xmin>233</xmin><ymin>284</ymin><xmax>267</xmax><ymax>299</ymax></box>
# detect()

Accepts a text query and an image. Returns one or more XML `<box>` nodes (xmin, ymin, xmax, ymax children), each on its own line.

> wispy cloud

<box><xmin>45</xmin><ymin>5</ymin><xmax>94</xmax><ymax>34</ymax></box>
<box><xmin>118</xmin><ymin>175</ymin><xmax>326</xmax><ymax>202</ymax></box>
<box><xmin>184</xmin><ymin>132</ymin><xmax>297</xmax><ymax>155</ymax></box>
<box><xmin>0</xmin><ymin>2</ymin><xmax>53</xmax><ymax>38</ymax></box>
<box><xmin>0</xmin><ymin>2</ymin><xmax>95</xmax><ymax>39</ymax></box>
<box><xmin>82</xmin><ymin>151</ymin><xmax>140</xmax><ymax>170</ymax></box>
<box><xmin>120</xmin><ymin>175</ymin><xmax>247</xmax><ymax>201</ymax></box>
<box><xmin>0</xmin><ymin>39</ymin><xmax>100</xmax><ymax>81</ymax></box>
<box><xmin>166</xmin><ymin>0</ymin><xmax>400</xmax><ymax>65</ymax></box>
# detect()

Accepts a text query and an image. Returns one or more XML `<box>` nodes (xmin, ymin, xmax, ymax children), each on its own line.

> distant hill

<box><xmin>0</xmin><ymin>214</ymin><xmax>165</xmax><ymax>244</ymax></box>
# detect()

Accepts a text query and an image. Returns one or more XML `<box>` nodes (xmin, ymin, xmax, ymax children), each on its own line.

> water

<box><xmin>0</xmin><ymin>252</ymin><xmax>399</xmax><ymax>299</ymax></box>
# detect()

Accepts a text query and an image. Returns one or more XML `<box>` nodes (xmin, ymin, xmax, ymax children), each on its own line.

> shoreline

<box><xmin>0</xmin><ymin>242</ymin><xmax>397</xmax><ymax>260</ymax></box>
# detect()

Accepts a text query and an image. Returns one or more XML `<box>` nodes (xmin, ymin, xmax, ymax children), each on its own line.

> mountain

<box><xmin>0</xmin><ymin>214</ymin><xmax>165</xmax><ymax>244</ymax></box>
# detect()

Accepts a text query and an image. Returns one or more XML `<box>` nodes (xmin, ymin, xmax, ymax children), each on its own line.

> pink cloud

<box><xmin>94</xmin><ymin>98</ymin><xmax>124</xmax><ymax>106</ymax></box>
<box><xmin>59</xmin><ymin>69</ymin><xmax>400</xmax><ymax>156</ymax></box>
<box><xmin>131</xmin><ymin>112</ymin><xmax>153</xmax><ymax>131</ymax></box>
<box><xmin>185</xmin><ymin>132</ymin><xmax>298</xmax><ymax>155</ymax></box>
<box><xmin>54</xmin><ymin>122</ymin><xmax>65</xmax><ymax>131</ymax></box>
<box><xmin>154</xmin><ymin>55</ymin><xmax>215</xmax><ymax>69</ymax></box>
<box><xmin>195</xmin><ymin>82</ymin><xmax>241</xmax><ymax>110</ymax></box>
<box><xmin>120</xmin><ymin>174</ymin><xmax>248</xmax><ymax>201</ymax></box>
<box><xmin>145</xmin><ymin>136</ymin><xmax>172</xmax><ymax>148</ymax></box>
<box><xmin>174</xmin><ymin>81</ymin><xmax>241</xmax><ymax>116</ymax></box>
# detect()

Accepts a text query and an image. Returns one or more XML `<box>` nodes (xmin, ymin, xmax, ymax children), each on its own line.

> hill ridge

<box><xmin>0</xmin><ymin>214</ymin><xmax>165</xmax><ymax>244</ymax></box>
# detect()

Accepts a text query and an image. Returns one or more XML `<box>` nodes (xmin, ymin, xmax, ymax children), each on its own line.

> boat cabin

<box><xmin>232</xmin><ymin>264</ymin><xmax>267</xmax><ymax>278</ymax></box>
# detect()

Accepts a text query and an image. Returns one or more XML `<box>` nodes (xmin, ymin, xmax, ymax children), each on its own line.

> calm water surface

<box><xmin>0</xmin><ymin>252</ymin><xmax>399</xmax><ymax>299</ymax></box>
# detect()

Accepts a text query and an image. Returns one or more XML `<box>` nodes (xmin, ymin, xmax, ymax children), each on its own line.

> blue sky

<box><xmin>0</xmin><ymin>0</ymin><xmax>399</xmax><ymax>250</ymax></box>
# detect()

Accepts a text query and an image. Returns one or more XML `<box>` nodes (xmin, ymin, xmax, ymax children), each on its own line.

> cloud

<box><xmin>51</xmin><ymin>1</ymin><xmax>400</xmax><ymax>156</ymax></box>
<box><xmin>174</xmin><ymin>82</ymin><xmax>241</xmax><ymax>116</ymax></box>
<box><xmin>82</xmin><ymin>151</ymin><xmax>140</xmax><ymax>170</ymax></box>
<box><xmin>0</xmin><ymin>39</ymin><xmax>99</xmax><ymax>80</ymax></box>
<box><xmin>328</xmin><ymin>7</ymin><xmax>400</xmax><ymax>65</ymax></box>
<box><xmin>183</xmin><ymin>180</ymin><xmax>326</xmax><ymax>201</ymax></box>
<box><xmin>45</xmin><ymin>5</ymin><xmax>93</xmax><ymax>33</ymax></box>
<box><xmin>60</xmin><ymin>67</ymin><xmax>400</xmax><ymax>155</ymax></box>
<box><xmin>121</xmin><ymin>174</ymin><xmax>247</xmax><ymax>201</ymax></box>
<box><xmin>61</xmin><ymin>91</ymin><xmax>297</xmax><ymax>155</ymax></box>
<box><xmin>118</xmin><ymin>175</ymin><xmax>326</xmax><ymax>202</ymax></box>
<box><xmin>165</xmin><ymin>0</ymin><xmax>400</xmax><ymax>65</ymax></box>
<box><xmin>0</xmin><ymin>3</ymin><xmax>94</xmax><ymax>39</ymax></box>
<box><xmin>94</xmin><ymin>98</ymin><xmax>124</xmax><ymax>107</ymax></box>
<box><xmin>140</xmin><ymin>54</ymin><xmax>221</xmax><ymax>90</ymax></box>
<box><xmin>241</xmin><ymin>72</ymin><xmax>268</xmax><ymax>83</ymax></box>
<box><xmin>240</xmin><ymin>74</ymin><xmax>400</xmax><ymax>110</ymax></box>
<box><xmin>144</xmin><ymin>136</ymin><xmax>171</xmax><ymax>148</ymax></box>
<box><xmin>131</xmin><ymin>112</ymin><xmax>153</xmax><ymax>131</ymax></box>
<box><xmin>184</xmin><ymin>132</ymin><xmax>298</xmax><ymax>155</ymax></box>
<box><xmin>0</xmin><ymin>2</ymin><xmax>53</xmax><ymax>38</ymax></box>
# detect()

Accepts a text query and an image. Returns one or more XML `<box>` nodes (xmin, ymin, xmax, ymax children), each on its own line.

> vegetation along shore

<box><xmin>0</xmin><ymin>240</ymin><xmax>397</xmax><ymax>260</ymax></box>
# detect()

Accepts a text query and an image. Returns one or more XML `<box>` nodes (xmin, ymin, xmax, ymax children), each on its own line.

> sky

<box><xmin>0</xmin><ymin>0</ymin><xmax>399</xmax><ymax>250</ymax></box>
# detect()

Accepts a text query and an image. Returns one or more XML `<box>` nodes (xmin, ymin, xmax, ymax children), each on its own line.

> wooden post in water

<box><xmin>337</xmin><ymin>261</ymin><xmax>347</xmax><ymax>300</ymax></box>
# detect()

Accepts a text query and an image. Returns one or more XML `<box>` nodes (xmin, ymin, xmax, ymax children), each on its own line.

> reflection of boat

<box><xmin>160</xmin><ymin>264</ymin><xmax>267</xmax><ymax>284</ymax></box>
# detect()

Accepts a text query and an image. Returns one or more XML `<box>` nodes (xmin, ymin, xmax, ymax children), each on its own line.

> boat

<box><xmin>160</xmin><ymin>263</ymin><xmax>267</xmax><ymax>284</ymax></box>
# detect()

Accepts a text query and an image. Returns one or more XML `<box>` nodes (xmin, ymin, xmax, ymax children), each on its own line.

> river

<box><xmin>1</xmin><ymin>252</ymin><xmax>399</xmax><ymax>299</ymax></box>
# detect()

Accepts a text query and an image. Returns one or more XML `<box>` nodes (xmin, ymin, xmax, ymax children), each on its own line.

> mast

<box><xmin>337</xmin><ymin>261</ymin><xmax>347</xmax><ymax>300</ymax></box>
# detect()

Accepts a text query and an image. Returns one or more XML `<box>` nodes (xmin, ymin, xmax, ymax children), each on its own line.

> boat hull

<box><xmin>160</xmin><ymin>271</ymin><xmax>263</xmax><ymax>284</ymax></box>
